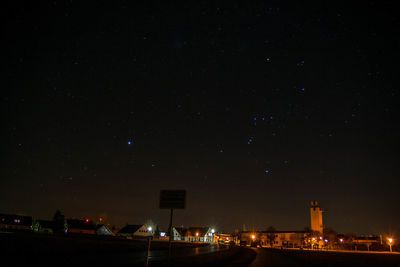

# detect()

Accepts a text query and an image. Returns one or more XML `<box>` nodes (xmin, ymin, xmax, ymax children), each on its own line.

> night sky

<box><xmin>2</xmin><ymin>1</ymin><xmax>399</xmax><ymax>235</ymax></box>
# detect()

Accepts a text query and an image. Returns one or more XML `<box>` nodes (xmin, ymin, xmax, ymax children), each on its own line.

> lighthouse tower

<box><xmin>310</xmin><ymin>201</ymin><xmax>323</xmax><ymax>233</ymax></box>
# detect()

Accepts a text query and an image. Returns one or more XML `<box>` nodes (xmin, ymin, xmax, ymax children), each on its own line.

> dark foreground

<box><xmin>0</xmin><ymin>233</ymin><xmax>255</xmax><ymax>266</ymax></box>
<box><xmin>1</xmin><ymin>233</ymin><xmax>399</xmax><ymax>266</ymax></box>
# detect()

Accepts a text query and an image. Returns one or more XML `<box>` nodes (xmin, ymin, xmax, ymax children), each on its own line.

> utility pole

<box><xmin>159</xmin><ymin>190</ymin><xmax>186</xmax><ymax>267</ymax></box>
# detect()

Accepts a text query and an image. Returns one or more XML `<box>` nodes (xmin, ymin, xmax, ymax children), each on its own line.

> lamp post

<box><xmin>388</xmin><ymin>238</ymin><xmax>393</xmax><ymax>253</ymax></box>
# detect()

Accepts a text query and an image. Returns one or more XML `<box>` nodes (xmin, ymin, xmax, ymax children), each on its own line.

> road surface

<box><xmin>248</xmin><ymin>247</ymin><xmax>400</xmax><ymax>266</ymax></box>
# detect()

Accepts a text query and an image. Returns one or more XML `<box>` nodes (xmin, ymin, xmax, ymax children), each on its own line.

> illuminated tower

<box><xmin>310</xmin><ymin>201</ymin><xmax>323</xmax><ymax>233</ymax></box>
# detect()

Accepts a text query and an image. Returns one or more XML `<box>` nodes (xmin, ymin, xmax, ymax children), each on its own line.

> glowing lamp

<box><xmin>196</xmin><ymin>232</ymin><xmax>199</xmax><ymax>237</ymax></box>
<box><xmin>252</xmin><ymin>235</ymin><xmax>256</xmax><ymax>240</ymax></box>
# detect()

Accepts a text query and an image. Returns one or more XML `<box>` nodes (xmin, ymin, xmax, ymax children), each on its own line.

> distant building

<box><xmin>33</xmin><ymin>220</ymin><xmax>54</xmax><ymax>234</ymax></box>
<box><xmin>96</xmin><ymin>224</ymin><xmax>113</xmax><ymax>235</ymax></box>
<box><xmin>117</xmin><ymin>224</ymin><xmax>152</xmax><ymax>238</ymax></box>
<box><xmin>66</xmin><ymin>219</ymin><xmax>96</xmax><ymax>235</ymax></box>
<box><xmin>240</xmin><ymin>231</ymin><xmax>306</xmax><ymax>247</ymax></box>
<box><xmin>0</xmin><ymin>213</ymin><xmax>32</xmax><ymax>232</ymax></box>
<box><xmin>353</xmin><ymin>235</ymin><xmax>380</xmax><ymax>250</ymax></box>
<box><xmin>310</xmin><ymin>200</ymin><xmax>323</xmax><ymax>233</ymax></box>
<box><xmin>172</xmin><ymin>227</ymin><xmax>213</xmax><ymax>242</ymax></box>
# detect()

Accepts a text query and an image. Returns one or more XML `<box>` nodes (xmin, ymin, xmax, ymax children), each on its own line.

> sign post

<box><xmin>159</xmin><ymin>190</ymin><xmax>186</xmax><ymax>266</ymax></box>
<box><xmin>145</xmin><ymin>236</ymin><xmax>152</xmax><ymax>267</ymax></box>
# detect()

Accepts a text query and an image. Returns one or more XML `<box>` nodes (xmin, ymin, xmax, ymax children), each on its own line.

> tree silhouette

<box><xmin>52</xmin><ymin>210</ymin><xmax>65</xmax><ymax>234</ymax></box>
<box><xmin>266</xmin><ymin>226</ymin><xmax>276</xmax><ymax>247</ymax></box>
<box><xmin>323</xmin><ymin>227</ymin><xmax>337</xmax><ymax>248</ymax></box>
<box><xmin>154</xmin><ymin>224</ymin><xmax>160</xmax><ymax>238</ymax></box>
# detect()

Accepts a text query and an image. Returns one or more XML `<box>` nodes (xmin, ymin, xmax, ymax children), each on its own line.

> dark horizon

<box><xmin>2</xmin><ymin>1</ymin><xmax>399</xmax><ymax>236</ymax></box>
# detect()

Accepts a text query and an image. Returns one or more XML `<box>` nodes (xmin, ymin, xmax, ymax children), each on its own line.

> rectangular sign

<box><xmin>159</xmin><ymin>190</ymin><xmax>186</xmax><ymax>209</ymax></box>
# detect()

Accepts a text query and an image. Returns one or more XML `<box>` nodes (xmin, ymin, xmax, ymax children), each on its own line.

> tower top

<box><xmin>310</xmin><ymin>200</ymin><xmax>319</xmax><ymax>208</ymax></box>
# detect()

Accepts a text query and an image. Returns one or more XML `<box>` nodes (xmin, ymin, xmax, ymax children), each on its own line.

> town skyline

<box><xmin>1</xmin><ymin>199</ymin><xmax>394</xmax><ymax>236</ymax></box>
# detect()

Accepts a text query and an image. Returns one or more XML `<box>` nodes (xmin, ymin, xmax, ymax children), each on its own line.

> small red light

<box><xmin>85</xmin><ymin>219</ymin><xmax>89</xmax><ymax>223</ymax></box>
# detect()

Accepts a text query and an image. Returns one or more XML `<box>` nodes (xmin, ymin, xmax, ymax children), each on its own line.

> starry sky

<box><xmin>2</xmin><ymin>1</ymin><xmax>399</xmax><ymax>235</ymax></box>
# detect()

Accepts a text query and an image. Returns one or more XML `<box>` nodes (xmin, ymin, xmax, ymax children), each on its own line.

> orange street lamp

<box><xmin>251</xmin><ymin>235</ymin><xmax>256</xmax><ymax>240</ymax></box>
<box><xmin>388</xmin><ymin>238</ymin><xmax>394</xmax><ymax>252</ymax></box>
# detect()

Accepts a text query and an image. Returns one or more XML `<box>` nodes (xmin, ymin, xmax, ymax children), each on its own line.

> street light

<box><xmin>388</xmin><ymin>237</ymin><xmax>394</xmax><ymax>252</ymax></box>
<box><xmin>252</xmin><ymin>235</ymin><xmax>256</xmax><ymax>240</ymax></box>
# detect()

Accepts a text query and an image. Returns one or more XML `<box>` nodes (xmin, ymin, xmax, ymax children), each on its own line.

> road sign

<box><xmin>159</xmin><ymin>190</ymin><xmax>186</xmax><ymax>209</ymax></box>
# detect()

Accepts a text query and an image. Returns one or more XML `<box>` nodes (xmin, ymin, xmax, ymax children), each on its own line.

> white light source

<box><xmin>147</xmin><ymin>226</ymin><xmax>152</xmax><ymax>232</ymax></box>
<box><xmin>160</xmin><ymin>232</ymin><xmax>166</xmax><ymax>237</ymax></box>
<box><xmin>211</xmin><ymin>229</ymin><xmax>215</xmax><ymax>234</ymax></box>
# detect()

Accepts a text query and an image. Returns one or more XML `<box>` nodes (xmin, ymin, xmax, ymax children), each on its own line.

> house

<box><xmin>96</xmin><ymin>224</ymin><xmax>113</xmax><ymax>235</ymax></box>
<box><xmin>173</xmin><ymin>227</ymin><xmax>213</xmax><ymax>242</ymax></box>
<box><xmin>66</xmin><ymin>219</ymin><xmax>96</xmax><ymax>235</ymax></box>
<box><xmin>33</xmin><ymin>220</ymin><xmax>54</xmax><ymax>234</ymax></box>
<box><xmin>240</xmin><ymin>230</ymin><xmax>307</xmax><ymax>247</ymax></box>
<box><xmin>117</xmin><ymin>224</ymin><xmax>151</xmax><ymax>238</ymax></box>
<box><xmin>172</xmin><ymin>227</ymin><xmax>186</xmax><ymax>241</ymax></box>
<box><xmin>0</xmin><ymin>213</ymin><xmax>32</xmax><ymax>232</ymax></box>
